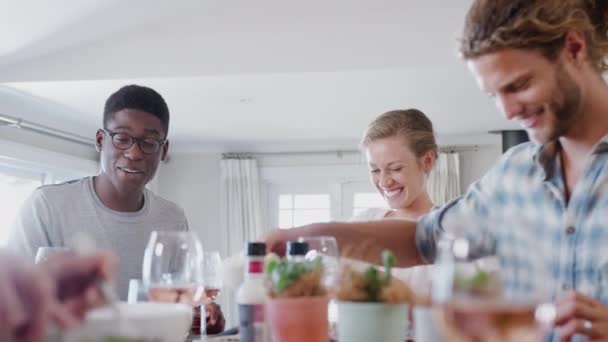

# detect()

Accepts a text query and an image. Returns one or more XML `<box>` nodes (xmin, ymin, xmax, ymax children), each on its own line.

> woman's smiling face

<box><xmin>365</xmin><ymin>135</ymin><xmax>430</xmax><ymax>210</ymax></box>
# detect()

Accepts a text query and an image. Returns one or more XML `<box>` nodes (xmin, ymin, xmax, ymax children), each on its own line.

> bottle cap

<box><xmin>246</xmin><ymin>242</ymin><xmax>266</xmax><ymax>256</ymax></box>
<box><xmin>286</xmin><ymin>241</ymin><xmax>308</xmax><ymax>256</ymax></box>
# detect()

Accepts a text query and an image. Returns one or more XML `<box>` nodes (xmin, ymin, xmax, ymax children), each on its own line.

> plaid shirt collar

<box><xmin>533</xmin><ymin>134</ymin><xmax>608</xmax><ymax>181</ymax></box>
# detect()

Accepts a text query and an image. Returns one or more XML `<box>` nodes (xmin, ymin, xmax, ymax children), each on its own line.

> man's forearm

<box><xmin>293</xmin><ymin>220</ymin><xmax>425</xmax><ymax>267</ymax></box>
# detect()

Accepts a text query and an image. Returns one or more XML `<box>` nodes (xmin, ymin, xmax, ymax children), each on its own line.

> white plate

<box><xmin>67</xmin><ymin>302</ymin><xmax>192</xmax><ymax>342</ymax></box>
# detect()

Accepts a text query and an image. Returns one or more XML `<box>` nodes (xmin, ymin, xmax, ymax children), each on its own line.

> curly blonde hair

<box><xmin>460</xmin><ymin>0</ymin><xmax>608</xmax><ymax>72</ymax></box>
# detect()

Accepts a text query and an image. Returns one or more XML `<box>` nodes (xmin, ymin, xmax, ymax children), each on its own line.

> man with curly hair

<box><xmin>264</xmin><ymin>1</ymin><xmax>608</xmax><ymax>340</ymax></box>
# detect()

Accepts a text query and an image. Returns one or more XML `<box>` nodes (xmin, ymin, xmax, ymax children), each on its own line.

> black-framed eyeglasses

<box><xmin>101</xmin><ymin>128</ymin><xmax>167</xmax><ymax>154</ymax></box>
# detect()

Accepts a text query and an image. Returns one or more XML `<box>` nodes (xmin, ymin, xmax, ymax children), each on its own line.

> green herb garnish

<box><xmin>362</xmin><ymin>250</ymin><xmax>396</xmax><ymax>301</ymax></box>
<box><xmin>267</xmin><ymin>256</ymin><xmax>324</xmax><ymax>296</ymax></box>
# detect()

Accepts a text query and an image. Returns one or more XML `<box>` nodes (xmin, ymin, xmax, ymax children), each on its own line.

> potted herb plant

<box><xmin>265</xmin><ymin>255</ymin><xmax>329</xmax><ymax>342</ymax></box>
<box><xmin>335</xmin><ymin>250</ymin><xmax>414</xmax><ymax>342</ymax></box>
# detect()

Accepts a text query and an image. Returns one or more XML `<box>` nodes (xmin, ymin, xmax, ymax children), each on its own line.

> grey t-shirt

<box><xmin>7</xmin><ymin>176</ymin><xmax>188</xmax><ymax>300</ymax></box>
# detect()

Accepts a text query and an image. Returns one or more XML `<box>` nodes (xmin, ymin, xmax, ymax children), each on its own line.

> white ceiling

<box><xmin>0</xmin><ymin>0</ymin><xmax>515</xmax><ymax>152</ymax></box>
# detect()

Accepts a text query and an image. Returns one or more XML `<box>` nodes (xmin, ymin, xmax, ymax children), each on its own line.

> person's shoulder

<box><xmin>491</xmin><ymin>142</ymin><xmax>539</xmax><ymax>174</ymax></box>
<box><xmin>33</xmin><ymin>177</ymin><xmax>89</xmax><ymax>199</ymax></box>
<box><xmin>502</xmin><ymin>141</ymin><xmax>538</xmax><ymax>160</ymax></box>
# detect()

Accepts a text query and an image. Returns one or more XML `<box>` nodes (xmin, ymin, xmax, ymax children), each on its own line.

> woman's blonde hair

<box><xmin>460</xmin><ymin>0</ymin><xmax>608</xmax><ymax>72</ymax></box>
<box><xmin>361</xmin><ymin>109</ymin><xmax>438</xmax><ymax>160</ymax></box>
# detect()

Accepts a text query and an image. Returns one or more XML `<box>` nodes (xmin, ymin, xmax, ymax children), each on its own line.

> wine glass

<box><xmin>35</xmin><ymin>246</ymin><xmax>71</xmax><ymax>263</ymax></box>
<box><xmin>432</xmin><ymin>234</ymin><xmax>555</xmax><ymax>342</ymax></box>
<box><xmin>297</xmin><ymin>236</ymin><xmax>340</xmax><ymax>288</ymax></box>
<box><xmin>203</xmin><ymin>251</ymin><xmax>223</xmax><ymax>303</ymax></box>
<box><xmin>127</xmin><ymin>279</ymin><xmax>148</xmax><ymax>304</ymax></box>
<box><xmin>202</xmin><ymin>251</ymin><xmax>224</xmax><ymax>336</ymax></box>
<box><xmin>142</xmin><ymin>231</ymin><xmax>205</xmax><ymax>337</ymax></box>
<box><xmin>297</xmin><ymin>236</ymin><xmax>340</xmax><ymax>336</ymax></box>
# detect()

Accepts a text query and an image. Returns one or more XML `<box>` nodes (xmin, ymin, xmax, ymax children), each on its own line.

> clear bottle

<box><xmin>236</xmin><ymin>242</ymin><xmax>268</xmax><ymax>342</ymax></box>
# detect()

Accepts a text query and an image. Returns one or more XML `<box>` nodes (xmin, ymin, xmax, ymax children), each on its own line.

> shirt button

<box><xmin>566</xmin><ymin>226</ymin><xmax>576</xmax><ymax>235</ymax></box>
<box><xmin>562</xmin><ymin>283</ymin><xmax>570</xmax><ymax>290</ymax></box>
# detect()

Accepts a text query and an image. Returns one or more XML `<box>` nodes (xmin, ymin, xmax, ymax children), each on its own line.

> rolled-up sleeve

<box><xmin>416</xmin><ymin>199</ymin><xmax>461</xmax><ymax>263</ymax></box>
<box><xmin>415</xmin><ymin>161</ymin><xmax>501</xmax><ymax>264</ymax></box>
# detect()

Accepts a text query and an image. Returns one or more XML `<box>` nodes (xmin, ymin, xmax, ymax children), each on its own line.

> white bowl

<box><xmin>68</xmin><ymin>302</ymin><xmax>192</xmax><ymax>342</ymax></box>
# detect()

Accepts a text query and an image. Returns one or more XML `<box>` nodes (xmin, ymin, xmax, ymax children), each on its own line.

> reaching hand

<box><xmin>260</xmin><ymin>229</ymin><xmax>289</xmax><ymax>256</ymax></box>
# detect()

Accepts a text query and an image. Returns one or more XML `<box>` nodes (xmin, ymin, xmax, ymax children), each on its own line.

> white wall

<box><xmin>459</xmin><ymin>145</ymin><xmax>502</xmax><ymax>191</ymax></box>
<box><xmin>155</xmin><ymin>153</ymin><xmax>222</xmax><ymax>251</ymax></box>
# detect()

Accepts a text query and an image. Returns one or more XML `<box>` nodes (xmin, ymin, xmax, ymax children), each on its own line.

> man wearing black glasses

<box><xmin>7</xmin><ymin>85</ymin><xmax>225</xmax><ymax>333</ymax></box>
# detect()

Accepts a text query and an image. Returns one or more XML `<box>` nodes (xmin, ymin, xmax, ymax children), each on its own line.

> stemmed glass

<box><xmin>297</xmin><ymin>236</ymin><xmax>340</xmax><ymax>335</ymax></box>
<box><xmin>202</xmin><ymin>251</ymin><xmax>223</xmax><ymax>335</ymax></box>
<box><xmin>432</xmin><ymin>234</ymin><xmax>555</xmax><ymax>341</ymax></box>
<box><xmin>297</xmin><ymin>236</ymin><xmax>340</xmax><ymax>288</ymax></box>
<box><xmin>203</xmin><ymin>251</ymin><xmax>223</xmax><ymax>302</ymax></box>
<box><xmin>142</xmin><ymin>231</ymin><xmax>205</xmax><ymax>337</ymax></box>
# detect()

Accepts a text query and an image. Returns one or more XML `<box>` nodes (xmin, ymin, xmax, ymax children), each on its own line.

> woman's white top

<box><xmin>348</xmin><ymin>208</ymin><xmax>433</xmax><ymax>299</ymax></box>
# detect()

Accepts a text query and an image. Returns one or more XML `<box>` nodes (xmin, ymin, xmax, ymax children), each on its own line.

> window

<box><xmin>352</xmin><ymin>192</ymin><xmax>387</xmax><ymax>217</ymax></box>
<box><xmin>339</xmin><ymin>181</ymin><xmax>387</xmax><ymax>219</ymax></box>
<box><xmin>278</xmin><ymin>194</ymin><xmax>331</xmax><ymax>228</ymax></box>
<box><xmin>0</xmin><ymin>170</ymin><xmax>43</xmax><ymax>244</ymax></box>
<box><xmin>266</xmin><ymin>181</ymin><xmax>387</xmax><ymax>228</ymax></box>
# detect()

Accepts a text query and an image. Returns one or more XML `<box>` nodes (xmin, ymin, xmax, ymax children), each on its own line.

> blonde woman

<box><xmin>349</xmin><ymin>108</ymin><xmax>438</xmax><ymax>299</ymax></box>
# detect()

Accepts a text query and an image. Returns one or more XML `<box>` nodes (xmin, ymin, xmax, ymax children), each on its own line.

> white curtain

<box><xmin>427</xmin><ymin>152</ymin><xmax>461</xmax><ymax>206</ymax></box>
<box><xmin>218</xmin><ymin>157</ymin><xmax>264</xmax><ymax>327</ymax></box>
<box><xmin>219</xmin><ymin>157</ymin><xmax>264</xmax><ymax>255</ymax></box>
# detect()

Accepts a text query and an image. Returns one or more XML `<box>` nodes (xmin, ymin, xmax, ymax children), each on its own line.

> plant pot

<box><xmin>266</xmin><ymin>296</ymin><xmax>329</xmax><ymax>342</ymax></box>
<box><xmin>337</xmin><ymin>301</ymin><xmax>408</xmax><ymax>342</ymax></box>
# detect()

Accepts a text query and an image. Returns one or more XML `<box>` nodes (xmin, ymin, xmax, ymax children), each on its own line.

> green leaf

<box><xmin>382</xmin><ymin>250</ymin><xmax>395</xmax><ymax>284</ymax></box>
<box><xmin>268</xmin><ymin>257</ymin><xmax>325</xmax><ymax>294</ymax></box>
<box><xmin>364</xmin><ymin>267</ymin><xmax>382</xmax><ymax>301</ymax></box>
<box><xmin>266</xmin><ymin>259</ymin><xmax>279</xmax><ymax>275</ymax></box>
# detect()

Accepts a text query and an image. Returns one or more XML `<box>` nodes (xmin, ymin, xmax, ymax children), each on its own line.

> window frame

<box><xmin>266</xmin><ymin>179</ymin><xmax>389</xmax><ymax>229</ymax></box>
<box><xmin>340</xmin><ymin>180</ymin><xmax>386</xmax><ymax>220</ymax></box>
<box><xmin>278</xmin><ymin>193</ymin><xmax>332</xmax><ymax>229</ymax></box>
<box><xmin>268</xmin><ymin>183</ymin><xmax>335</xmax><ymax>229</ymax></box>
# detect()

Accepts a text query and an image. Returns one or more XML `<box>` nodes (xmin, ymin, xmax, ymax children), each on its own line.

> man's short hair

<box><xmin>103</xmin><ymin>85</ymin><xmax>170</xmax><ymax>136</ymax></box>
<box><xmin>460</xmin><ymin>0</ymin><xmax>608</xmax><ymax>72</ymax></box>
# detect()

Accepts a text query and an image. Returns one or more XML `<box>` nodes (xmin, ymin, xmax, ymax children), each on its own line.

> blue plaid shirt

<box><xmin>417</xmin><ymin>136</ymin><xmax>608</xmax><ymax>323</ymax></box>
